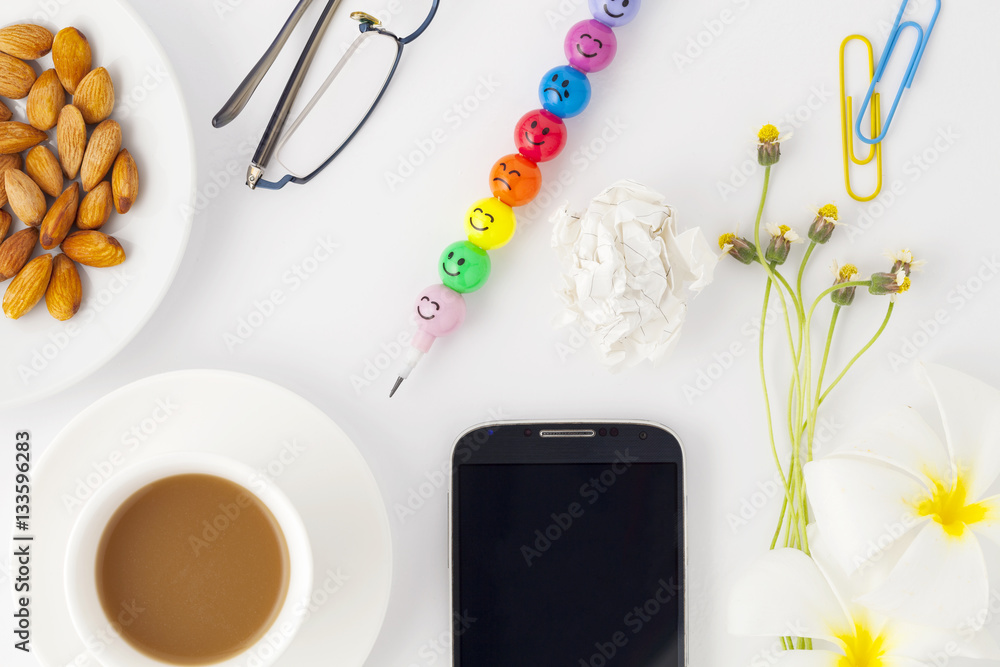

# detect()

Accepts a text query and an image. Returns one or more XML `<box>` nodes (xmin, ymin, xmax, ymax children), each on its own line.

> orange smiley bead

<box><xmin>488</xmin><ymin>154</ymin><xmax>542</xmax><ymax>207</ymax></box>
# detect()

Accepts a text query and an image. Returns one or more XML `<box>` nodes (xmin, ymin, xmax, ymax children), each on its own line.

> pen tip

<box><xmin>389</xmin><ymin>377</ymin><xmax>404</xmax><ymax>398</ymax></box>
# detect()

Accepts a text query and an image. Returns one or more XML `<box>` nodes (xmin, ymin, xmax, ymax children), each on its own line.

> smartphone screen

<box><xmin>452</xmin><ymin>424</ymin><xmax>684</xmax><ymax>667</ymax></box>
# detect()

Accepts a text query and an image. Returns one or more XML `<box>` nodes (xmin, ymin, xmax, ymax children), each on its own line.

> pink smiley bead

<box><xmin>414</xmin><ymin>284</ymin><xmax>467</xmax><ymax>351</ymax></box>
<box><xmin>514</xmin><ymin>109</ymin><xmax>568</xmax><ymax>163</ymax></box>
<box><xmin>565</xmin><ymin>20</ymin><xmax>618</xmax><ymax>73</ymax></box>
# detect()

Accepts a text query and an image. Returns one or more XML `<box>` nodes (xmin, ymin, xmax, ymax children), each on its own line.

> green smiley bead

<box><xmin>439</xmin><ymin>241</ymin><xmax>491</xmax><ymax>294</ymax></box>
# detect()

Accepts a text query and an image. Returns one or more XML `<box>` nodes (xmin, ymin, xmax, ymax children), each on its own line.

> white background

<box><xmin>5</xmin><ymin>0</ymin><xmax>1000</xmax><ymax>665</ymax></box>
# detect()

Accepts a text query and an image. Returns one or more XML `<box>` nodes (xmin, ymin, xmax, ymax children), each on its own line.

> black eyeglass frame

<box><xmin>213</xmin><ymin>0</ymin><xmax>440</xmax><ymax>191</ymax></box>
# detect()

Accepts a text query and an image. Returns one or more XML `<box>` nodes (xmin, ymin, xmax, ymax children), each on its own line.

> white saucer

<box><xmin>24</xmin><ymin>370</ymin><xmax>392</xmax><ymax>667</ymax></box>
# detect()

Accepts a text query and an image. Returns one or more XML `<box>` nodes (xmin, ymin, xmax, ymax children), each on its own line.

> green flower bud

<box><xmin>831</xmin><ymin>262</ymin><xmax>859</xmax><ymax>306</ymax></box>
<box><xmin>719</xmin><ymin>233</ymin><xmax>757</xmax><ymax>265</ymax></box>
<box><xmin>757</xmin><ymin>124</ymin><xmax>782</xmax><ymax>166</ymax></box>
<box><xmin>869</xmin><ymin>271</ymin><xmax>911</xmax><ymax>296</ymax></box>
<box><xmin>808</xmin><ymin>204</ymin><xmax>840</xmax><ymax>244</ymax></box>
<box><xmin>764</xmin><ymin>224</ymin><xmax>800</xmax><ymax>266</ymax></box>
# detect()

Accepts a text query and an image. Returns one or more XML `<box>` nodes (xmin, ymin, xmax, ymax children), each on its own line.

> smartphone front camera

<box><xmin>598</xmin><ymin>427</ymin><xmax>607</xmax><ymax>436</ymax></box>
<box><xmin>524</xmin><ymin>429</ymin><xmax>532</xmax><ymax>437</ymax></box>
<box><xmin>610</xmin><ymin>427</ymin><xmax>619</xmax><ymax>437</ymax></box>
<box><xmin>639</xmin><ymin>431</ymin><xmax>647</xmax><ymax>440</ymax></box>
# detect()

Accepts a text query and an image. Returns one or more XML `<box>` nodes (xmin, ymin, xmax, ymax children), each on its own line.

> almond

<box><xmin>80</xmin><ymin>119</ymin><xmax>121</xmax><ymax>191</ymax></box>
<box><xmin>45</xmin><ymin>253</ymin><xmax>81</xmax><ymax>320</ymax></box>
<box><xmin>56</xmin><ymin>104</ymin><xmax>86</xmax><ymax>179</ymax></box>
<box><xmin>0</xmin><ymin>210</ymin><xmax>10</xmax><ymax>242</ymax></box>
<box><xmin>112</xmin><ymin>149</ymin><xmax>138</xmax><ymax>214</ymax></box>
<box><xmin>0</xmin><ymin>24</ymin><xmax>54</xmax><ymax>60</ymax></box>
<box><xmin>3</xmin><ymin>253</ymin><xmax>52</xmax><ymax>319</ymax></box>
<box><xmin>52</xmin><ymin>27</ymin><xmax>91</xmax><ymax>94</ymax></box>
<box><xmin>0</xmin><ymin>227</ymin><xmax>39</xmax><ymax>281</ymax></box>
<box><xmin>5</xmin><ymin>169</ymin><xmax>47</xmax><ymax>226</ymax></box>
<box><xmin>0</xmin><ymin>120</ymin><xmax>47</xmax><ymax>155</ymax></box>
<box><xmin>73</xmin><ymin>66</ymin><xmax>114</xmax><ymax>124</ymax></box>
<box><xmin>0</xmin><ymin>153</ymin><xmax>22</xmax><ymax>208</ymax></box>
<box><xmin>0</xmin><ymin>52</ymin><xmax>36</xmax><ymax>99</ymax></box>
<box><xmin>61</xmin><ymin>230</ymin><xmax>125</xmax><ymax>267</ymax></box>
<box><xmin>25</xmin><ymin>145</ymin><xmax>64</xmax><ymax>197</ymax></box>
<box><xmin>0</xmin><ymin>99</ymin><xmax>10</xmax><ymax>122</ymax></box>
<box><xmin>26</xmin><ymin>68</ymin><xmax>65</xmax><ymax>131</ymax></box>
<box><xmin>76</xmin><ymin>181</ymin><xmax>113</xmax><ymax>230</ymax></box>
<box><xmin>40</xmin><ymin>182</ymin><xmax>79</xmax><ymax>250</ymax></box>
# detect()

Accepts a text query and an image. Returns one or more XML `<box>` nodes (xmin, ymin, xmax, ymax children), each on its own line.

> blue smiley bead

<box><xmin>590</xmin><ymin>0</ymin><xmax>641</xmax><ymax>27</ymax></box>
<box><xmin>538</xmin><ymin>66</ymin><xmax>591</xmax><ymax>119</ymax></box>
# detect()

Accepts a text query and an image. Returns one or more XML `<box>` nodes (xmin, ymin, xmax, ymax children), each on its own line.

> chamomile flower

<box><xmin>719</xmin><ymin>232</ymin><xmax>757</xmax><ymax>265</ymax></box>
<box><xmin>766</xmin><ymin>223</ymin><xmax>802</xmax><ymax>243</ymax></box>
<box><xmin>764</xmin><ymin>224</ymin><xmax>802</xmax><ymax>265</ymax></box>
<box><xmin>730</xmin><ymin>530</ymin><xmax>999</xmax><ymax>665</ymax></box>
<box><xmin>869</xmin><ymin>269</ymin><xmax>910</xmax><ymax>296</ymax></box>
<box><xmin>757</xmin><ymin>124</ymin><xmax>791</xmax><ymax>166</ymax></box>
<box><xmin>805</xmin><ymin>364</ymin><xmax>1000</xmax><ymax>628</ymax></box>
<box><xmin>809</xmin><ymin>204</ymin><xmax>841</xmax><ymax>244</ymax></box>
<box><xmin>884</xmin><ymin>249</ymin><xmax>927</xmax><ymax>276</ymax></box>
<box><xmin>830</xmin><ymin>260</ymin><xmax>860</xmax><ymax>306</ymax></box>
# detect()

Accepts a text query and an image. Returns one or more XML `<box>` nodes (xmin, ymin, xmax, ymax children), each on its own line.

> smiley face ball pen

<box><xmin>390</xmin><ymin>0</ymin><xmax>641</xmax><ymax>397</ymax></box>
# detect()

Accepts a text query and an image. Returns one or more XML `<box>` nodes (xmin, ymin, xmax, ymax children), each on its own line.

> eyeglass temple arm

<box><xmin>212</xmin><ymin>0</ymin><xmax>316</xmax><ymax>129</ymax></box>
<box><xmin>249</xmin><ymin>0</ymin><xmax>344</xmax><ymax>185</ymax></box>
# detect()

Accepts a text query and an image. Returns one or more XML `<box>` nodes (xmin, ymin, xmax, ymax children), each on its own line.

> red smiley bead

<box><xmin>489</xmin><ymin>154</ymin><xmax>542</xmax><ymax>207</ymax></box>
<box><xmin>514</xmin><ymin>109</ymin><xmax>568</xmax><ymax>163</ymax></box>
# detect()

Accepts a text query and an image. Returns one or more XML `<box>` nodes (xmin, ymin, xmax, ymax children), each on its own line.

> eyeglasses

<box><xmin>213</xmin><ymin>0</ymin><xmax>440</xmax><ymax>191</ymax></box>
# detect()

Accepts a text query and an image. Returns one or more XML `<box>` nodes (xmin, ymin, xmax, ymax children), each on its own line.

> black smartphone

<box><xmin>450</xmin><ymin>421</ymin><xmax>686</xmax><ymax>667</ymax></box>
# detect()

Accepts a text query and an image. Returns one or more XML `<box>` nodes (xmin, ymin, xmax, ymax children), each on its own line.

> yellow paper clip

<box><xmin>840</xmin><ymin>35</ymin><xmax>883</xmax><ymax>202</ymax></box>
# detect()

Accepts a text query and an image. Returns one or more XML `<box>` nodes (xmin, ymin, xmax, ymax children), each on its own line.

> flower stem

<box><xmin>751</xmin><ymin>167</ymin><xmax>808</xmax><ymax>555</ymax></box>
<box><xmin>752</xmin><ymin>172</ymin><xmax>804</xmax><ymax>464</ymax></box>
<box><xmin>807</xmin><ymin>306</ymin><xmax>840</xmax><ymax>462</ymax></box>
<box><xmin>759</xmin><ymin>276</ymin><xmax>797</xmax><ymax>536</ymax></box>
<box><xmin>819</xmin><ymin>301</ymin><xmax>895</xmax><ymax>404</ymax></box>
<box><xmin>796</xmin><ymin>242</ymin><xmax>817</xmax><ymax>303</ymax></box>
<box><xmin>770</xmin><ymin>494</ymin><xmax>788</xmax><ymax>550</ymax></box>
<box><xmin>807</xmin><ymin>281</ymin><xmax>872</xmax><ymax>320</ymax></box>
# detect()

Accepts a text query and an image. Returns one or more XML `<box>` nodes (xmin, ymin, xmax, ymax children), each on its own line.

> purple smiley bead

<box><xmin>589</xmin><ymin>0</ymin><xmax>641</xmax><ymax>27</ymax></box>
<box><xmin>565</xmin><ymin>20</ymin><xmax>618</xmax><ymax>73</ymax></box>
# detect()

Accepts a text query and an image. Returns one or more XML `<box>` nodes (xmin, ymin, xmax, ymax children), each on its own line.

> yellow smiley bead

<box><xmin>464</xmin><ymin>197</ymin><xmax>517</xmax><ymax>250</ymax></box>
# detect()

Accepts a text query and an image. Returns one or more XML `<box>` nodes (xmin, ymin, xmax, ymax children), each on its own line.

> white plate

<box><xmin>0</xmin><ymin>0</ymin><xmax>194</xmax><ymax>408</ymax></box>
<box><xmin>24</xmin><ymin>370</ymin><xmax>393</xmax><ymax>667</ymax></box>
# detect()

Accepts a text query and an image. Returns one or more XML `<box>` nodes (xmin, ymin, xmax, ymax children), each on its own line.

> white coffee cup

<box><xmin>64</xmin><ymin>452</ymin><xmax>314</xmax><ymax>667</ymax></box>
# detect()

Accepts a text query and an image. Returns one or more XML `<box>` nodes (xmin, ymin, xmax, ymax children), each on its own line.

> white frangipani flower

<box><xmin>729</xmin><ymin>531</ymin><xmax>999</xmax><ymax>666</ymax></box>
<box><xmin>805</xmin><ymin>364</ymin><xmax>1000</xmax><ymax>628</ymax></box>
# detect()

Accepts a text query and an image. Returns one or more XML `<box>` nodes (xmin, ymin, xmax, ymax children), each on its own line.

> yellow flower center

<box><xmin>899</xmin><ymin>276</ymin><xmax>911</xmax><ymax>293</ymax></box>
<box><xmin>839</xmin><ymin>264</ymin><xmax>859</xmax><ymax>281</ymax></box>
<box><xmin>819</xmin><ymin>204</ymin><xmax>839</xmax><ymax>220</ymax></box>
<box><xmin>917</xmin><ymin>475</ymin><xmax>989</xmax><ymax>538</ymax></box>
<box><xmin>778</xmin><ymin>225</ymin><xmax>791</xmax><ymax>236</ymax></box>
<box><xmin>758</xmin><ymin>124</ymin><xmax>780</xmax><ymax>143</ymax></box>
<box><xmin>836</xmin><ymin>622</ymin><xmax>887</xmax><ymax>667</ymax></box>
<box><xmin>719</xmin><ymin>233</ymin><xmax>736</xmax><ymax>250</ymax></box>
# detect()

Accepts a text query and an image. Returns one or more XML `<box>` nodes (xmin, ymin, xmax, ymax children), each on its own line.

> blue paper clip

<box><xmin>854</xmin><ymin>0</ymin><xmax>941</xmax><ymax>145</ymax></box>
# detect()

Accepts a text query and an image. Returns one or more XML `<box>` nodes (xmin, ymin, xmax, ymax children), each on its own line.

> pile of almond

<box><xmin>0</xmin><ymin>23</ymin><xmax>138</xmax><ymax>321</ymax></box>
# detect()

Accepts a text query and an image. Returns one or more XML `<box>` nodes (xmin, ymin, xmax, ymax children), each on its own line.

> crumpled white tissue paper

<box><xmin>551</xmin><ymin>180</ymin><xmax>717</xmax><ymax>370</ymax></box>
